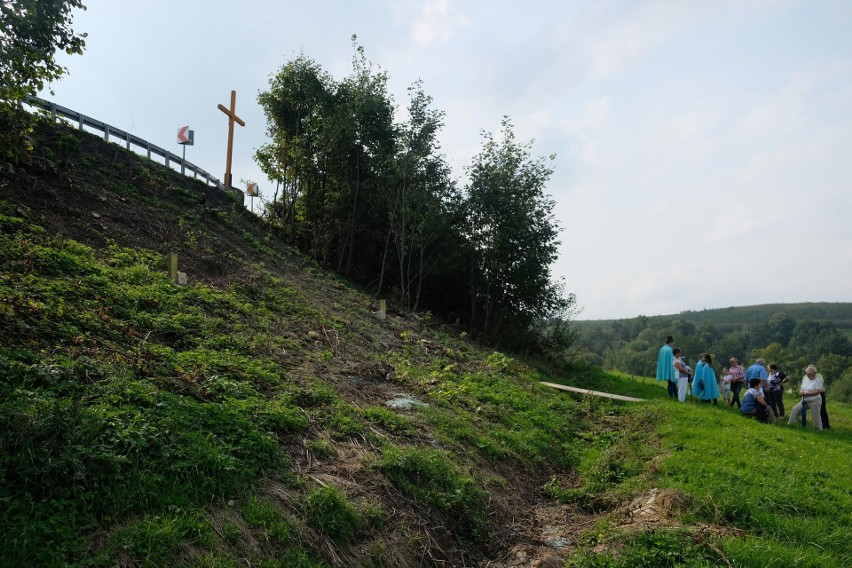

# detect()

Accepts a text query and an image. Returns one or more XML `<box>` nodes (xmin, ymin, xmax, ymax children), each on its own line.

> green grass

<box><xmin>552</xmin><ymin>362</ymin><xmax>668</xmax><ymax>400</ymax></box>
<box><xmin>8</xmin><ymin>159</ymin><xmax>848</xmax><ymax>567</ymax></box>
<box><xmin>0</xmin><ymin>199</ymin><xmax>595</xmax><ymax>565</ymax></box>
<box><xmin>303</xmin><ymin>486</ymin><xmax>361</xmax><ymax>543</ymax></box>
<box><xmin>374</xmin><ymin>446</ymin><xmax>489</xmax><ymax>542</ymax></box>
<box><xmin>655</xmin><ymin>401</ymin><xmax>851</xmax><ymax>566</ymax></box>
<box><xmin>563</xmin><ymin>371</ymin><xmax>852</xmax><ymax>567</ymax></box>
<box><xmin>0</xmin><ymin>207</ymin><xmax>332</xmax><ymax>565</ymax></box>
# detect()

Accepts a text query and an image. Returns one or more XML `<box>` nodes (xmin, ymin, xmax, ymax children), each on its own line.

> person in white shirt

<box><xmin>787</xmin><ymin>364</ymin><xmax>824</xmax><ymax>431</ymax></box>
<box><xmin>720</xmin><ymin>367</ymin><xmax>733</xmax><ymax>405</ymax></box>
<box><xmin>672</xmin><ymin>348</ymin><xmax>693</xmax><ymax>403</ymax></box>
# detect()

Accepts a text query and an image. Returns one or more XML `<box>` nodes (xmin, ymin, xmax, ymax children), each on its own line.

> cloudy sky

<box><xmin>41</xmin><ymin>0</ymin><xmax>852</xmax><ymax>320</ymax></box>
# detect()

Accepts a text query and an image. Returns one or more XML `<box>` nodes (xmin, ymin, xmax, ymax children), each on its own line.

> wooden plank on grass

<box><xmin>540</xmin><ymin>382</ymin><xmax>645</xmax><ymax>402</ymax></box>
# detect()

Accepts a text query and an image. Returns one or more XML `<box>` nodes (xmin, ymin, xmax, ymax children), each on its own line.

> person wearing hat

<box><xmin>787</xmin><ymin>364</ymin><xmax>824</xmax><ymax>431</ymax></box>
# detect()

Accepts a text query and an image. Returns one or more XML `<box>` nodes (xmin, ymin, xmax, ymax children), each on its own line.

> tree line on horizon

<box><xmin>577</xmin><ymin>310</ymin><xmax>852</xmax><ymax>402</ymax></box>
<box><xmin>253</xmin><ymin>39</ymin><xmax>574</xmax><ymax>353</ymax></box>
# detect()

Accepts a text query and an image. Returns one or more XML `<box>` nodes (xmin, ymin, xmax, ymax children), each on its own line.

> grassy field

<box><xmin>557</xmin><ymin>370</ymin><xmax>852</xmax><ymax>567</ymax></box>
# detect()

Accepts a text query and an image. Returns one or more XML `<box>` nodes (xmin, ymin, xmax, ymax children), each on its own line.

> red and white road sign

<box><xmin>177</xmin><ymin>125</ymin><xmax>190</xmax><ymax>144</ymax></box>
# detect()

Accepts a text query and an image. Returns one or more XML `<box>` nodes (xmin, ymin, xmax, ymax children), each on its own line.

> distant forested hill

<box><xmin>577</xmin><ymin>303</ymin><xmax>852</xmax><ymax>334</ymax></box>
<box><xmin>575</xmin><ymin>303</ymin><xmax>852</xmax><ymax>402</ymax></box>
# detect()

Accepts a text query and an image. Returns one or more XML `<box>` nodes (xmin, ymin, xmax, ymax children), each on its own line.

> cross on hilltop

<box><xmin>217</xmin><ymin>90</ymin><xmax>245</xmax><ymax>189</ymax></box>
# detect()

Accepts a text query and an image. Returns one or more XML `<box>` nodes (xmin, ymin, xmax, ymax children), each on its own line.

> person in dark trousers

<box><xmin>820</xmin><ymin>390</ymin><xmax>831</xmax><ymax>429</ymax></box>
<box><xmin>656</xmin><ymin>336</ymin><xmax>675</xmax><ymax>387</ymax></box>
<box><xmin>728</xmin><ymin>358</ymin><xmax>745</xmax><ymax>408</ymax></box>
<box><xmin>766</xmin><ymin>363</ymin><xmax>789</xmax><ymax>418</ymax></box>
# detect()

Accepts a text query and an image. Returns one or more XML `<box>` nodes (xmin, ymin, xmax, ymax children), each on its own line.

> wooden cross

<box><xmin>217</xmin><ymin>90</ymin><xmax>245</xmax><ymax>188</ymax></box>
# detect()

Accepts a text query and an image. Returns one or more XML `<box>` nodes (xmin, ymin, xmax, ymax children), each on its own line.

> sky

<box><xmin>40</xmin><ymin>0</ymin><xmax>852</xmax><ymax>320</ymax></box>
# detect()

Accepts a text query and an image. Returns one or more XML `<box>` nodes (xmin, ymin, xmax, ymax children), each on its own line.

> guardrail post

<box><xmin>77</xmin><ymin>112</ymin><xmax>83</xmax><ymax>130</ymax></box>
<box><xmin>146</xmin><ymin>142</ymin><xmax>151</xmax><ymax>159</ymax></box>
<box><xmin>104</xmin><ymin>125</ymin><xmax>109</xmax><ymax>142</ymax></box>
<box><xmin>165</xmin><ymin>153</ymin><xmax>170</xmax><ymax>169</ymax></box>
<box><xmin>125</xmin><ymin>132</ymin><xmax>131</xmax><ymax>150</ymax></box>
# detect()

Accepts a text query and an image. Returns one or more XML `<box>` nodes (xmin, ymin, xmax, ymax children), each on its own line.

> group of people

<box><xmin>655</xmin><ymin>336</ymin><xmax>830</xmax><ymax>431</ymax></box>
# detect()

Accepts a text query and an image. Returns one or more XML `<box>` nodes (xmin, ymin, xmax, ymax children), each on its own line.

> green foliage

<box><xmin>375</xmin><ymin>446</ymin><xmax>489</xmax><ymax>541</ymax></box>
<box><xmin>391</xmin><ymin>343</ymin><xmax>580</xmax><ymax>469</ymax></box>
<box><xmin>255</xmin><ymin>45</ymin><xmax>572</xmax><ymax>353</ymax></box>
<box><xmin>546</xmin><ymin>405</ymin><xmax>661</xmax><ymax>511</ymax></box>
<box><xmin>654</xmin><ymin>401</ymin><xmax>851</xmax><ymax>566</ymax></box>
<box><xmin>242</xmin><ymin>495</ymin><xmax>293</xmax><ymax>545</ymax></box>
<box><xmin>578</xmin><ymin>308</ymin><xmax>852</xmax><ymax>382</ymax></box>
<box><xmin>1</xmin><ymin>0</ymin><xmax>87</xmax><ymax>163</ymax></box>
<box><xmin>109</xmin><ymin>511</ymin><xmax>215</xmax><ymax>566</ymax></box>
<box><xmin>566</xmin><ymin>528</ymin><xmax>718</xmax><ymax>567</ymax></box>
<box><xmin>831</xmin><ymin>368</ymin><xmax>852</xmax><ymax>403</ymax></box>
<box><xmin>0</xmin><ymin>210</ymin><xmax>322</xmax><ymax>565</ymax></box>
<box><xmin>303</xmin><ymin>486</ymin><xmax>361</xmax><ymax>543</ymax></box>
<box><xmin>465</xmin><ymin>117</ymin><xmax>570</xmax><ymax>344</ymax></box>
<box><xmin>360</xmin><ymin>405</ymin><xmax>416</xmax><ymax>436</ymax></box>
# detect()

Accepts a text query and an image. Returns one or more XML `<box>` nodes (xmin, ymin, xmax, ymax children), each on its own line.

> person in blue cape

<box><xmin>692</xmin><ymin>353</ymin><xmax>720</xmax><ymax>405</ymax></box>
<box><xmin>656</xmin><ymin>336</ymin><xmax>676</xmax><ymax>395</ymax></box>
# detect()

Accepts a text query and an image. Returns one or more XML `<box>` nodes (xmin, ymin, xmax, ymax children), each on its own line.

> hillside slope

<box><xmin>0</xmin><ymin>119</ymin><xmax>619</xmax><ymax>566</ymax></box>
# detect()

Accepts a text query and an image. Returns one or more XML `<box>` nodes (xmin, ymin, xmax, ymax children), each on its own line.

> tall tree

<box><xmin>464</xmin><ymin>117</ymin><xmax>567</xmax><ymax>343</ymax></box>
<box><xmin>379</xmin><ymin>81</ymin><xmax>460</xmax><ymax>311</ymax></box>
<box><xmin>332</xmin><ymin>37</ymin><xmax>397</xmax><ymax>279</ymax></box>
<box><xmin>255</xmin><ymin>55</ymin><xmax>333</xmax><ymax>244</ymax></box>
<box><xmin>1</xmin><ymin>0</ymin><xmax>86</xmax><ymax>162</ymax></box>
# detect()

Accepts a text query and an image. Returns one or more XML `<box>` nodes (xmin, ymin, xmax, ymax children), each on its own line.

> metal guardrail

<box><xmin>27</xmin><ymin>96</ymin><xmax>225</xmax><ymax>190</ymax></box>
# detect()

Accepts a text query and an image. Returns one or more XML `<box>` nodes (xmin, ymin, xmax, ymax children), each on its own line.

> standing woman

<box><xmin>673</xmin><ymin>348</ymin><xmax>693</xmax><ymax>403</ymax></box>
<box><xmin>788</xmin><ymin>364</ymin><xmax>824</xmax><ymax>431</ymax></box>
<box><xmin>656</xmin><ymin>336</ymin><xmax>676</xmax><ymax>391</ymax></box>
<box><xmin>693</xmin><ymin>353</ymin><xmax>720</xmax><ymax>405</ymax></box>
<box><xmin>728</xmin><ymin>358</ymin><xmax>746</xmax><ymax>408</ymax></box>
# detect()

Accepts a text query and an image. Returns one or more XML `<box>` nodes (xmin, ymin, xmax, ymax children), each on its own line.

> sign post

<box><xmin>177</xmin><ymin>125</ymin><xmax>194</xmax><ymax>175</ymax></box>
<box><xmin>246</xmin><ymin>181</ymin><xmax>258</xmax><ymax>213</ymax></box>
<box><xmin>217</xmin><ymin>90</ymin><xmax>245</xmax><ymax>189</ymax></box>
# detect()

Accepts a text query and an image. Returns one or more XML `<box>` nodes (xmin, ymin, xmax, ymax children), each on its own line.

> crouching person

<box><xmin>740</xmin><ymin>378</ymin><xmax>776</xmax><ymax>424</ymax></box>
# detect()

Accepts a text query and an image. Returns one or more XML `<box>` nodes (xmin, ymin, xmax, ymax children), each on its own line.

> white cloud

<box><xmin>648</xmin><ymin>105</ymin><xmax>724</xmax><ymax>166</ymax></box>
<box><xmin>559</xmin><ymin>96</ymin><xmax>613</xmax><ymax>168</ymax></box>
<box><xmin>411</xmin><ymin>0</ymin><xmax>471</xmax><ymax>48</ymax></box>
<box><xmin>551</xmin><ymin>1</ymin><xmax>709</xmax><ymax>81</ymax></box>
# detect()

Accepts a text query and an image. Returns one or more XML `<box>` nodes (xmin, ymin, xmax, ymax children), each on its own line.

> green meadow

<box><xmin>559</xmin><ymin>370</ymin><xmax>852</xmax><ymax>567</ymax></box>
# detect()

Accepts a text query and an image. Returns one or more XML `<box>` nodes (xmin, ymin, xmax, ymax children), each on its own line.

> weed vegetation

<box><xmin>0</xmin><ymin>123</ymin><xmax>849</xmax><ymax>566</ymax></box>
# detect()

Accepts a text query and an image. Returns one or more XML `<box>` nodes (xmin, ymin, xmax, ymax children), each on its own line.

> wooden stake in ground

<box><xmin>217</xmin><ymin>90</ymin><xmax>245</xmax><ymax>189</ymax></box>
